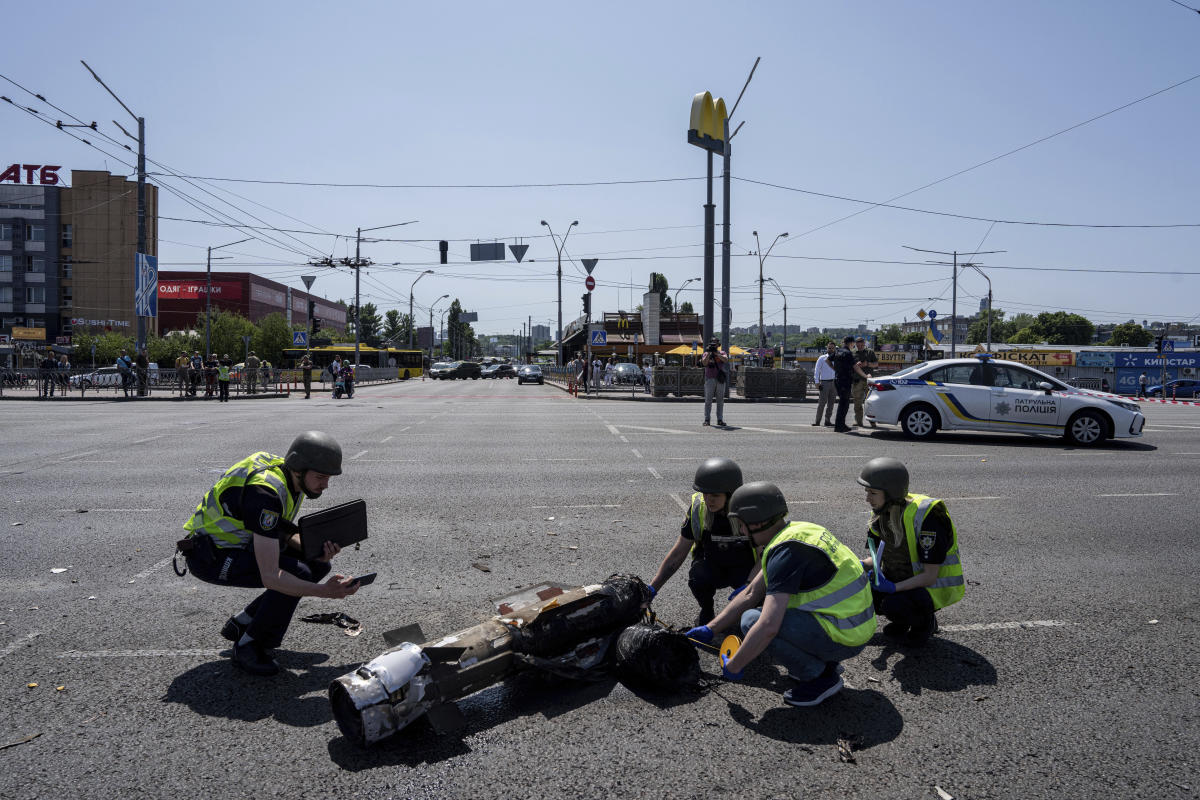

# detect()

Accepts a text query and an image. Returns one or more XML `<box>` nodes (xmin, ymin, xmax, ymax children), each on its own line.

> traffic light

<box><xmin>439</xmin><ymin>240</ymin><xmax>449</xmax><ymax>265</ymax></box>
<box><xmin>1155</xmin><ymin>336</ymin><xmax>1163</xmax><ymax>353</ymax></box>
<box><xmin>307</xmin><ymin>300</ymin><xmax>316</xmax><ymax>318</ymax></box>
<box><xmin>582</xmin><ymin>293</ymin><xmax>591</xmax><ymax>316</ymax></box>
<box><xmin>312</xmin><ymin>317</ymin><xmax>322</xmax><ymax>334</ymax></box>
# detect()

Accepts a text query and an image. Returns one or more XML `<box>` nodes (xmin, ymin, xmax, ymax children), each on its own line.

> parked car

<box><xmin>864</xmin><ymin>354</ymin><xmax>1146</xmax><ymax>446</ymax></box>
<box><xmin>611</xmin><ymin>362</ymin><xmax>644</xmax><ymax>385</ymax></box>
<box><xmin>1146</xmin><ymin>378</ymin><xmax>1200</xmax><ymax>399</ymax></box>
<box><xmin>429</xmin><ymin>361</ymin><xmax>455</xmax><ymax>379</ymax></box>
<box><xmin>517</xmin><ymin>365</ymin><xmax>544</xmax><ymax>385</ymax></box>
<box><xmin>483</xmin><ymin>363</ymin><xmax>517</xmax><ymax>379</ymax></box>
<box><xmin>70</xmin><ymin>366</ymin><xmax>123</xmax><ymax>390</ymax></box>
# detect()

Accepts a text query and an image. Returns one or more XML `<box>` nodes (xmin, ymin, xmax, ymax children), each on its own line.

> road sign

<box><xmin>509</xmin><ymin>244</ymin><xmax>529</xmax><ymax>263</ymax></box>
<box><xmin>293</xmin><ymin>331</ymin><xmax>308</xmax><ymax>346</ymax></box>
<box><xmin>585</xmin><ymin>275</ymin><xmax>595</xmax><ymax>291</ymax></box>
<box><xmin>582</xmin><ymin>259</ymin><xmax>598</xmax><ymax>275</ymax></box>
<box><xmin>590</xmin><ymin>330</ymin><xmax>607</xmax><ymax>346</ymax></box>
<box><xmin>1161</xmin><ymin>339</ymin><xmax>1175</xmax><ymax>353</ymax></box>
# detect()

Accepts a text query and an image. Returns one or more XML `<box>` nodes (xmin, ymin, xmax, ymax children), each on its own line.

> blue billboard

<box><xmin>1113</xmin><ymin>352</ymin><xmax>1200</xmax><ymax>369</ymax></box>
<box><xmin>1076</xmin><ymin>352</ymin><xmax>1114</xmax><ymax>368</ymax></box>
<box><xmin>134</xmin><ymin>253</ymin><xmax>158</xmax><ymax>318</ymax></box>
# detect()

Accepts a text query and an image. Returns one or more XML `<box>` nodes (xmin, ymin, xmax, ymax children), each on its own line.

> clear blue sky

<box><xmin>5</xmin><ymin>1</ymin><xmax>1199</xmax><ymax>338</ymax></box>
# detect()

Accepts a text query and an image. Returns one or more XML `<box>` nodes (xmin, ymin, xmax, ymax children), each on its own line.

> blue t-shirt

<box><xmin>764</xmin><ymin>538</ymin><xmax>837</xmax><ymax>596</ymax></box>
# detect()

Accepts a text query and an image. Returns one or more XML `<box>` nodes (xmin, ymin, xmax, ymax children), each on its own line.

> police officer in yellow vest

<box><xmin>687</xmin><ymin>482</ymin><xmax>876</xmax><ymax>707</ymax></box>
<box><xmin>857</xmin><ymin>457</ymin><xmax>964</xmax><ymax>646</ymax></box>
<box><xmin>180</xmin><ymin>431</ymin><xmax>359</xmax><ymax>675</ymax></box>
<box><xmin>646</xmin><ymin>458</ymin><xmax>756</xmax><ymax>626</ymax></box>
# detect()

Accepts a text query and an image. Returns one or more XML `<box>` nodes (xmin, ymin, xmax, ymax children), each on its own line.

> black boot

<box><xmin>232</xmin><ymin>639</ymin><xmax>280</xmax><ymax>676</ymax></box>
<box><xmin>904</xmin><ymin>614</ymin><xmax>939</xmax><ymax>646</ymax></box>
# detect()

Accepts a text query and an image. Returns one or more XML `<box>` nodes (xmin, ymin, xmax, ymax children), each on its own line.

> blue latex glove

<box><xmin>646</xmin><ymin>584</ymin><xmax>657</xmax><ymax>600</ymax></box>
<box><xmin>870</xmin><ymin>572</ymin><xmax>897</xmax><ymax>594</ymax></box>
<box><xmin>721</xmin><ymin>653</ymin><xmax>744</xmax><ymax>681</ymax></box>
<box><xmin>685</xmin><ymin>625</ymin><xmax>713</xmax><ymax>646</ymax></box>
<box><xmin>859</xmin><ymin>560</ymin><xmax>871</xmax><ymax>574</ymax></box>
<box><xmin>727</xmin><ymin>583</ymin><xmax>747</xmax><ymax>602</ymax></box>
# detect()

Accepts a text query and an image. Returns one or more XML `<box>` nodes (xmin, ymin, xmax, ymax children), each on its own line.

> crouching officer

<box><xmin>646</xmin><ymin>458</ymin><xmax>756</xmax><ymax>626</ymax></box>
<box><xmin>177</xmin><ymin>431</ymin><xmax>359</xmax><ymax>675</ymax></box>
<box><xmin>688</xmin><ymin>482</ymin><xmax>875</xmax><ymax>707</ymax></box>
<box><xmin>857</xmin><ymin>457</ymin><xmax>964</xmax><ymax>646</ymax></box>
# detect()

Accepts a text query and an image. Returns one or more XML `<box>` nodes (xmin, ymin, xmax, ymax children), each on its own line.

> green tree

<box><xmin>966</xmin><ymin>309</ymin><xmax>1013</xmax><ymax>345</ymax></box>
<box><xmin>355</xmin><ymin>302</ymin><xmax>383</xmax><ymax>346</ymax></box>
<box><xmin>649</xmin><ymin>272</ymin><xmax>672</xmax><ymax>313</ymax></box>
<box><xmin>382</xmin><ymin>310</ymin><xmax>410</xmax><ymax>344</ymax></box>
<box><xmin>1030</xmin><ymin>311</ymin><xmax>1093</xmax><ymax>345</ymax></box>
<box><xmin>252</xmin><ymin>313</ymin><xmax>294</xmax><ymax>365</ymax></box>
<box><xmin>201</xmin><ymin>309</ymin><xmax>257</xmax><ymax>362</ymax></box>
<box><xmin>71</xmin><ymin>330</ymin><xmax>136</xmax><ymax>368</ymax></box>
<box><xmin>444</xmin><ymin>299</ymin><xmax>477</xmax><ymax>359</ymax></box>
<box><xmin>876</xmin><ymin>324</ymin><xmax>903</xmax><ymax>345</ymax></box>
<box><xmin>1008</xmin><ymin>327</ymin><xmax>1039</xmax><ymax>344</ymax></box>
<box><xmin>147</xmin><ymin>330</ymin><xmax>201</xmax><ymax>366</ymax></box>
<box><xmin>811</xmin><ymin>334</ymin><xmax>832</xmax><ymax>349</ymax></box>
<box><xmin>902</xmin><ymin>331</ymin><xmax>926</xmax><ymax>346</ymax></box>
<box><xmin>1108</xmin><ymin>322</ymin><xmax>1152</xmax><ymax>347</ymax></box>
<box><xmin>678</xmin><ymin>300</ymin><xmax>694</xmax><ymax>314</ymax></box>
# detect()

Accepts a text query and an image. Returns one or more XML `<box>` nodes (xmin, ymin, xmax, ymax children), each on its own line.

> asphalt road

<box><xmin>1</xmin><ymin>380</ymin><xmax>1197</xmax><ymax>799</ymax></box>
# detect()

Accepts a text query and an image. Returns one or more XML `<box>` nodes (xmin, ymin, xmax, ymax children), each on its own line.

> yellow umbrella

<box><xmin>665</xmin><ymin>344</ymin><xmax>701</xmax><ymax>356</ymax></box>
<box><xmin>727</xmin><ymin>345</ymin><xmax>748</xmax><ymax>356</ymax></box>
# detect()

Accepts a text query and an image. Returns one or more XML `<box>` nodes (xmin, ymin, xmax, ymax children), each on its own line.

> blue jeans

<box><xmin>741</xmin><ymin>606</ymin><xmax>867</xmax><ymax>682</ymax></box>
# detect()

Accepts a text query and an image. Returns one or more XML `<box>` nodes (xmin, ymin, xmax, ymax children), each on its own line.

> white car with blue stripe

<box><xmin>864</xmin><ymin>354</ymin><xmax>1146</xmax><ymax>446</ymax></box>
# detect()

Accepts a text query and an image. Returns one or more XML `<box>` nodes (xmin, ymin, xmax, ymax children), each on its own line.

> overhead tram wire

<box><xmin>140</xmin><ymin>174</ymin><xmax>705</xmax><ymax>189</ymax></box>
<box><xmin>774</xmin><ymin>70</ymin><xmax>1200</xmax><ymax>242</ymax></box>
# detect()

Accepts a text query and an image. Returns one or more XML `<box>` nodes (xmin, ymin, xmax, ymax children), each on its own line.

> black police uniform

<box><xmin>681</xmin><ymin>508</ymin><xmax>756</xmax><ymax>622</ymax></box>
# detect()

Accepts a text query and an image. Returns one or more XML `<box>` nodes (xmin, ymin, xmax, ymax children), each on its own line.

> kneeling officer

<box><xmin>179</xmin><ymin>431</ymin><xmax>359</xmax><ymax>675</ymax></box>
<box><xmin>857</xmin><ymin>457</ymin><xmax>964</xmax><ymax>645</ymax></box>
<box><xmin>688</xmin><ymin>482</ymin><xmax>876</xmax><ymax>707</ymax></box>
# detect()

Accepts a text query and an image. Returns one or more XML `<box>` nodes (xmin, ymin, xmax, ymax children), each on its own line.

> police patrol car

<box><xmin>864</xmin><ymin>354</ymin><xmax>1146</xmax><ymax>446</ymax></box>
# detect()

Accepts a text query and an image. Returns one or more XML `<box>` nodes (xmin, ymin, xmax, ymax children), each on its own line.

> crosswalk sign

<box><xmin>293</xmin><ymin>331</ymin><xmax>308</xmax><ymax>346</ymax></box>
<box><xmin>590</xmin><ymin>330</ymin><xmax>607</xmax><ymax>346</ymax></box>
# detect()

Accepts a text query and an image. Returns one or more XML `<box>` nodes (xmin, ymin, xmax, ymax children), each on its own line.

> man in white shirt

<box><xmin>811</xmin><ymin>341</ymin><xmax>838</xmax><ymax>426</ymax></box>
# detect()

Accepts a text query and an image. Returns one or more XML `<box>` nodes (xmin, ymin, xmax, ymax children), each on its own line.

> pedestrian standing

<box><xmin>189</xmin><ymin>351</ymin><xmax>203</xmax><ymax>397</ymax></box>
<box><xmin>1138</xmin><ymin>372</ymin><xmax>1147</xmax><ymax>398</ymax></box>
<box><xmin>39</xmin><ymin>352</ymin><xmax>56</xmax><ymax>398</ymax></box>
<box><xmin>832</xmin><ymin>336</ymin><xmax>856</xmax><ymax>432</ymax></box>
<box><xmin>205</xmin><ymin>353</ymin><xmax>218</xmax><ymax>399</ymax></box>
<box><xmin>135</xmin><ymin>348</ymin><xmax>150</xmax><ymax>397</ymax></box>
<box><xmin>701</xmin><ymin>338</ymin><xmax>728</xmax><ymax>427</ymax></box>
<box><xmin>246</xmin><ymin>351</ymin><xmax>260</xmax><ymax>395</ymax></box>
<box><xmin>300</xmin><ymin>353</ymin><xmax>313</xmax><ymax>399</ymax></box>
<box><xmin>217</xmin><ymin>354</ymin><xmax>232</xmax><ymax>402</ymax></box>
<box><xmin>851</xmin><ymin>336</ymin><xmax>878</xmax><ymax>427</ymax></box>
<box><xmin>811</xmin><ymin>341</ymin><xmax>837</xmax><ymax>426</ymax></box>
<box><xmin>118</xmin><ymin>350</ymin><xmax>135</xmax><ymax>397</ymax></box>
<box><xmin>175</xmin><ymin>352</ymin><xmax>190</xmax><ymax>395</ymax></box>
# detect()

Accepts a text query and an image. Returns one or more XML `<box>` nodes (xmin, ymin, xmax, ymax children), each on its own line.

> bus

<box><xmin>281</xmin><ymin>346</ymin><xmax>425</xmax><ymax>379</ymax></box>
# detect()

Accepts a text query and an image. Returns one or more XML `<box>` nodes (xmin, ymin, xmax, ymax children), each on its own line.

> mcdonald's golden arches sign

<box><xmin>688</xmin><ymin>91</ymin><xmax>727</xmax><ymax>153</ymax></box>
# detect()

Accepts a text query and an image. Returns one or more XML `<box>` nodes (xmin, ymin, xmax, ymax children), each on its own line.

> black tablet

<box><xmin>298</xmin><ymin>499</ymin><xmax>368</xmax><ymax>560</ymax></box>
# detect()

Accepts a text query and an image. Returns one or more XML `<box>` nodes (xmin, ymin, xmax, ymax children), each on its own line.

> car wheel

<box><xmin>900</xmin><ymin>404</ymin><xmax>939</xmax><ymax>440</ymax></box>
<box><xmin>1065</xmin><ymin>410</ymin><xmax>1108</xmax><ymax>446</ymax></box>
<box><xmin>472</xmin><ymin>375</ymin><xmax>479</xmax><ymax>380</ymax></box>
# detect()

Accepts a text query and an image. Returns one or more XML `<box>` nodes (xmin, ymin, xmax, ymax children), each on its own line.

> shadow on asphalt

<box><xmin>722</xmin><ymin>685</ymin><xmax>903</xmax><ymax>751</ymax></box>
<box><xmin>162</xmin><ymin>649</ymin><xmax>358</xmax><ymax>728</ymax></box>
<box><xmin>869</xmin><ymin>636</ymin><xmax>998</xmax><ymax>696</ymax></box>
<box><xmin>864</xmin><ymin>429</ymin><xmax>1157</xmax><ymax>452</ymax></box>
<box><xmin>326</xmin><ymin>670</ymin><xmax>702</xmax><ymax>769</ymax></box>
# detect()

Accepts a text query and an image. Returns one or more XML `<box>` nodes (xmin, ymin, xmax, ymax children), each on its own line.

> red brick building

<box><xmin>157</xmin><ymin>271</ymin><xmax>346</xmax><ymax>333</ymax></box>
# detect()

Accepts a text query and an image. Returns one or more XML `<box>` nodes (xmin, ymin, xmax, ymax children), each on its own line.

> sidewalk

<box><xmin>542</xmin><ymin>375</ymin><xmax>808</xmax><ymax>403</ymax></box>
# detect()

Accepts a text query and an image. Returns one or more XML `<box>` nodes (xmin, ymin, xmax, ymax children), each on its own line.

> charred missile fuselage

<box><xmin>330</xmin><ymin>574</ymin><xmax>650</xmax><ymax>746</ymax></box>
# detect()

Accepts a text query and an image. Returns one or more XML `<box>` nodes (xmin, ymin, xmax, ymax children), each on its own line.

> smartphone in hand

<box><xmin>351</xmin><ymin>573</ymin><xmax>377</xmax><ymax>587</ymax></box>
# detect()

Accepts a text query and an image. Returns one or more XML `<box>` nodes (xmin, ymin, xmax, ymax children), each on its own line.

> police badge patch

<box><xmin>918</xmin><ymin>533</ymin><xmax>936</xmax><ymax>553</ymax></box>
<box><xmin>260</xmin><ymin>509</ymin><xmax>280</xmax><ymax>531</ymax></box>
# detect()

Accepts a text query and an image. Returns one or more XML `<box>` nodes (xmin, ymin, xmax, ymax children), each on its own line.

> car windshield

<box><xmin>888</xmin><ymin>363</ymin><xmax>923</xmax><ymax>378</ymax></box>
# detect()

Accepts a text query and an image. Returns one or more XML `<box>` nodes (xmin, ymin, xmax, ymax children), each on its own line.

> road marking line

<box><xmin>620</xmin><ymin>436</ymin><xmax>629</xmax><ymax>443</ymax></box>
<box><xmin>381</xmin><ymin>435</ymin><xmax>393</xmax><ymax>443</ymax></box>
<box><xmin>349</xmin><ymin>450</ymin><xmax>368</xmax><ymax>460</ymax></box>
<box><xmin>941</xmin><ymin>496</ymin><xmax>1006</xmax><ymax>501</ymax></box>
<box><xmin>0</xmin><ymin>632</ymin><xmax>42</xmax><ymax>660</ymax></box>
<box><xmin>646</xmin><ymin>466</ymin><xmax>662</xmax><ymax>480</ymax></box>
<box><xmin>669</xmin><ymin>493</ymin><xmax>689</xmax><ymax>512</ymax></box>
<box><xmin>933</xmin><ymin>454</ymin><xmax>991</xmax><ymax>458</ymax></box>
<box><xmin>399</xmin><ymin>426</ymin><xmax>411</xmax><ymax>432</ymax></box>
<box><xmin>59</xmin><ymin>648</ymin><xmax>224</xmax><ymax>658</ymax></box>
<box><xmin>522</xmin><ymin>458</ymin><xmax>587</xmax><ymax>462</ymax></box>
<box><xmin>73</xmin><ymin>460</ymin><xmax>118</xmax><ymax>464</ymax></box>
<box><xmin>132</xmin><ymin>435</ymin><xmax>165</xmax><ymax>444</ymax></box>
<box><xmin>350</xmin><ymin>459</ymin><xmax>420</xmax><ymax>463</ymax></box>
<box><xmin>530</xmin><ymin>504</ymin><xmax>623</xmax><ymax>509</ymax></box>
<box><xmin>620</xmin><ymin>425</ymin><xmax>698</xmax><ymax>435</ymax></box>
<box><xmin>606</xmin><ymin>424</ymin><xmax>620</xmax><ymax>436</ymax></box>
<box><xmin>630</xmin><ymin>448</ymin><xmax>643</xmax><ymax>459</ymax></box>
<box><xmin>56</xmin><ymin>450</ymin><xmax>101</xmax><ymax>462</ymax></box>
<box><xmin>53</xmin><ymin>508</ymin><xmax>160</xmax><ymax>512</ymax></box>
<box><xmin>735</xmin><ymin>426</ymin><xmax>794</xmax><ymax>434</ymax></box>
<box><xmin>1095</xmin><ymin>492</ymin><xmax>1177</xmax><ymax>498</ymax></box>
<box><xmin>128</xmin><ymin>556</ymin><xmax>174</xmax><ymax>583</ymax></box>
<box><xmin>941</xmin><ymin>620</ymin><xmax>1071</xmax><ymax>632</ymax></box>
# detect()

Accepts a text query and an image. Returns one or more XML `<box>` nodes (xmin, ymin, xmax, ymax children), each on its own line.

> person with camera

<box><xmin>177</xmin><ymin>431</ymin><xmax>360</xmax><ymax>676</ymax></box>
<box><xmin>646</xmin><ymin>458</ymin><xmax>756</xmax><ymax>626</ymax></box>
<box><xmin>701</xmin><ymin>337</ymin><xmax>729</xmax><ymax>427</ymax></box>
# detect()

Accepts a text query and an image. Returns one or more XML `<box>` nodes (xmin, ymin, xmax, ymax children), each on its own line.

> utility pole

<box><xmin>541</xmin><ymin>219</ymin><xmax>579</xmax><ymax>366</ymax></box>
<box><xmin>904</xmin><ymin>246</ymin><xmax>1004</xmax><ymax>357</ymax></box>
<box><xmin>409</xmin><ymin>270</ymin><xmax>434</xmax><ymax>349</ymax></box>
<box><xmin>753</xmin><ymin>230</ymin><xmax>788</xmax><ymax>358</ymax></box>
<box><xmin>82</xmin><ymin>60</ymin><xmax>149</xmax><ymax>352</ymax></box>
<box><xmin>345</xmin><ymin>220</ymin><xmax>418</xmax><ymax>366</ymax></box>
<box><xmin>301</xmin><ymin>274</ymin><xmax>316</xmax><ymax>352</ymax></box>
<box><xmin>767</xmin><ymin>277</ymin><xmax>787</xmax><ymax>366</ymax></box>
<box><xmin>205</xmin><ymin>237</ymin><xmax>251</xmax><ymax>357</ymax></box>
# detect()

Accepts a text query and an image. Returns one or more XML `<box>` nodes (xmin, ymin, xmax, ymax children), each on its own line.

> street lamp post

<box><xmin>429</xmin><ymin>294</ymin><xmax>449</xmax><ymax>364</ymax></box>
<box><xmin>205</xmin><ymin>237</ymin><xmax>251</xmax><ymax>358</ymax></box>
<box><xmin>540</xmin><ymin>219</ymin><xmax>579</xmax><ymax>366</ymax></box>
<box><xmin>673</xmin><ymin>276</ymin><xmax>701</xmax><ymax>311</ymax></box>
<box><xmin>752</xmin><ymin>231</ymin><xmax>788</xmax><ymax>355</ymax></box>
<box><xmin>964</xmin><ymin>263</ymin><xmax>993</xmax><ymax>351</ymax></box>
<box><xmin>766</xmin><ymin>277</ymin><xmax>787</xmax><ymax>365</ymax></box>
<box><xmin>903</xmin><ymin>246</ymin><xmax>1004</xmax><ymax>356</ymax></box>
<box><xmin>409</xmin><ymin>270</ymin><xmax>434</xmax><ymax>349</ymax></box>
